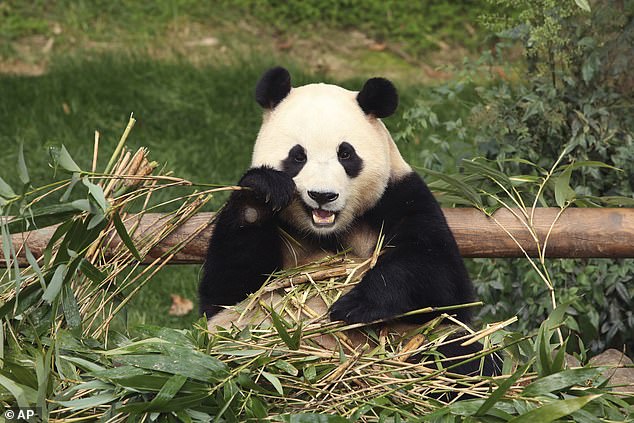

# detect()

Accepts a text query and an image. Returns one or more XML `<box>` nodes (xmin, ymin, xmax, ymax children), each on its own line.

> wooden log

<box><xmin>2</xmin><ymin>208</ymin><xmax>634</xmax><ymax>267</ymax></box>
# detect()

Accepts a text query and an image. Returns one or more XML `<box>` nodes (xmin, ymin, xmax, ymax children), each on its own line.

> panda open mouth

<box><xmin>312</xmin><ymin>209</ymin><xmax>336</xmax><ymax>226</ymax></box>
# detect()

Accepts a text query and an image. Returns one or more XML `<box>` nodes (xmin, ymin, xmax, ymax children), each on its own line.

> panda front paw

<box><xmin>329</xmin><ymin>288</ymin><xmax>390</xmax><ymax>324</ymax></box>
<box><xmin>238</xmin><ymin>166</ymin><xmax>296</xmax><ymax>213</ymax></box>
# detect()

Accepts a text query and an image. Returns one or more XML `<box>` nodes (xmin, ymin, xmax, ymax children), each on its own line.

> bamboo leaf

<box><xmin>25</xmin><ymin>244</ymin><xmax>46</xmax><ymax>289</ymax></box>
<box><xmin>82</xmin><ymin>177</ymin><xmax>109</xmax><ymax>212</ymax></box>
<box><xmin>421</xmin><ymin>168</ymin><xmax>482</xmax><ymax>207</ymax></box>
<box><xmin>42</xmin><ymin>264</ymin><xmax>67</xmax><ymax>304</ymax></box>
<box><xmin>7</xmin><ymin>204</ymin><xmax>77</xmax><ymax>233</ymax></box>
<box><xmin>262</xmin><ymin>371</ymin><xmax>284</xmax><ymax>395</ymax></box>
<box><xmin>62</xmin><ymin>284</ymin><xmax>82</xmax><ymax>329</ymax></box>
<box><xmin>115</xmin><ymin>354</ymin><xmax>225</xmax><ymax>383</ymax></box>
<box><xmin>269</xmin><ymin>307</ymin><xmax>299</xmax><ymax>350</ymax></box>
<box><xmin>17</xmin><ymin>142</ymin><xmax>30</xmax><ymax>186</ymax></box>
<box><xmin>57</xmin><ymin>393</ymin><xmax>118</xmax><ymax>409</ymax></box>
<box><xmin>55</xmin><ymin>145</ymin><xmax>82</xmax><ymax>172</ymax></box>
<box><xmin>554</xmin><ymin>165</ymin><xmax>574</xmax><ymax>208</ymax></box>
<box><xmin>78</xmin><ymin>258</ymin><xmax>106</xmax><ymax>284</ymax></box>
<box><xmin>273</xmin><ymin>360</ymin><xmax>299</xmax><ymax>376</ymax></box>
<box><xmin>0</xmin><ymin>372</ymin><xmax>37</xmax><ymax>408</ymax></box>
<box><xmin>522</xmin><ymin>367</ymin><xmax>605</xmax><ymax>396</ymax></box>
<box><xmin>508</xmin><ymin>394</ymin><xmax>601</xmax><ymax>423</ymax></box>
<box><xmin>112</xmin><ymin>211</ymin><xmax>142</xmax><ymax>261</ymax></box>
<box><xmin>60</xmin><ymin>173</ymin><xmax>80</xmax><ymax>202</ymax></box>
<box><xmin>147</xmin><ymin>374</ymin><xmax>188</xmax><ymax>409</ymax></box>
<box><xmin>574</xmin><ymin>0</ymin><xmax>591</xmax><ymax>12</ymax></box>
<box><xmin>0</xmin><ymin>176</ymin><xmax>17</xmax><ymax>199</ymax></box>
<box><xmin>462</xmin><ymin>158</ymin><xmax>512</xmax><ymax>187</ymax></box>
<box><xmin>281</xmin><ymin>414</ymin><xmax>350</xmax><ymax>423</ymax></box>
<box><xmin>476</xmin><ymin>363</ymin><xmax>531</xmax><ymax>416</ymax></box>
<box><xmin>70</xmin><ymin>199</ymin><xmax>93</xmax><ymax>213</ymax></box>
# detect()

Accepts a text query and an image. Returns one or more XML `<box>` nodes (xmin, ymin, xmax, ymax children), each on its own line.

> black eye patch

<box><xmin>281</xmin><ymin>144</ymin><xmax>307</xmax><ymax>177</ymax></box>
<box><xmin>338</xmin><ymin>142</ymin><xmax>363</xmax><ymax>177</ymax></box>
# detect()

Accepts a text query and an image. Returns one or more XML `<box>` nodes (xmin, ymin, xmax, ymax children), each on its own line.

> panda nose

<box><xmin>308</xmin><ymin>191</ymin><xmax>339</xmax><ymax>205</ymax></box>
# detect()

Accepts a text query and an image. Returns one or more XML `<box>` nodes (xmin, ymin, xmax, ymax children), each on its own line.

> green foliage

<box><xmin>398</xmin><ymin>0</ymin><xmax>634</xmax><ymax>357</ymax></box>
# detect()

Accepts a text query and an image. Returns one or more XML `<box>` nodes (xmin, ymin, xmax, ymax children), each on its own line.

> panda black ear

<box><xmin>255</xmin><ymin>67</ymin><xmax>292</xmax><ymax>109</ymax></box>
<box><xmin>356</xmin><ymin>77</ymin><xmax>398</xmax><ymax>118</ymax></box>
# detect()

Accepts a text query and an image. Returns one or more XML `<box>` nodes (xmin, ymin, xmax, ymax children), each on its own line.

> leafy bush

<box><xmin>398</xmin><ymin>0</ymin><xmax>634</xmax><ymax>356</ymax></box>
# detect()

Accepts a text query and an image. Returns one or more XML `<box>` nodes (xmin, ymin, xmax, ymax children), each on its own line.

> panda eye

<box><xmin>294</xmin><ymin>152</ymin><xmax>307</xmax><ymax>163</ymax></box>
<box><xmin>338</xmin><ymin>150</ymin><xmax>351</xmax><ymax>160</ymax></box>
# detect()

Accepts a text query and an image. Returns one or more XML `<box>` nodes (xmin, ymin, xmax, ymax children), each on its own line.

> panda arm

<box><xmin>330</xmin><ymin>171</ymin><xmax>475</xmax><ymax>325</ymax></box>
<box><xmin>199</xmin><ymin>167</ymin><xmax>294</xmax><ymax>317</ymax></box>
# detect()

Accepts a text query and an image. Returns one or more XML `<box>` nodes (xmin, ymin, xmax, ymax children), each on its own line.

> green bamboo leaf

<box><xmin>78</xmin><ymin>258</ymin><xmax>106</xmax><ymax>284</ymax></box>
<box><xmin>0</xmin><ymin>176</ymin><xmax>17</xmax><ymax>199</ymax></box>
<box><xmin>82</xmin><ymin>177</ymin><xmax>109</xmax><ymax>212</ymax></box>
<box><xmin>0</xmin><ymin>372</ymin><xmax>37</xmax><ymax>408</ymax></box>
<box><xmin>100</xmin><ymin>337</ymin><xmax>169</xmax><ymax>355</ymax></box>
<box><xmin>60</xmin><ymin>173</ymin><xmax>80</xmax><ymax>202</ymax></box>
<box><xmin>70</xmin><ymin>199</ymin><xmax>93</xmax><ymax>213</ymax></box>
<box><xmin>55</xmin><ymin>145</ymin><xmax>82</xmax><ymax>172</ymax></box>
<box><xmin>508</xmin><ymin>394</ymin><xmax>601</xmax><ymax>423</ymax></box>
<box><xmin>554</xmin><ymin>165</ymin><xmax>574</xmax><ymax>208</ymax></box>
<box><xmin>87</xmin><ymin>210</ymin><xmax>105</xmax><ymax>229</ymax></box>
<box><xmin>537</xmin><ymin>326</ymin><xmax>553</xmax><ymax>376</ymax></box>
<box><xmin>568</xmin><ymin>160</ymin><xmax>620</xmax><ymax>171</ymax></box>
<box><xmin>1</xmin><ymin>222</ymin><xmax>12</xmax><ymax>271</ymax></box>
<box><xmin>522</xmin><ymin>367</ymin><xmax>605</xmax><ymax>396</ymax></box>
<box><xmin>62</xmin><ymin>284</ymin><xmax>82</xmax><ymax>329</ymax></box>
<box><xmin>476</xmin><ymin>363</ymin><xmax>531</xmax><ymax>416</ymax></box>
<box><xmin>574</xmin><ymin>0</ymin><xmax>591</xmax><ymax>12</ymax></box>
<box><xmin>7</xmin><ymin>204</ymin><xmax>77</xmax><ymax>233</ymax></box>
<box><xmin>115</xmin><ymin>354</ymin><xmax>224</xmax><ymax>383</ymax></box>
<box><xmin>422</xmin><ymin>168</ymin><xmax>482</xmax><ymax>207</ymax></box>
<box><xmin>462</xmin><ymin>158</ymin><xmax>512</xmax><ymax>187</ymax></box>
<box><xmin>120</xmin><ymin>392</ymin><xmax>211</xmax><ymax>414</ymax></box>
<box><xmin>17</xmin><ymin>142</ymin><xmax>30</xmax><ymax>186</ymax></box>
<box><xmin>269</xmin><ymin>307</ymin><xmax>299</xmax><ymax>350</ymax></box>
<box><xmin>25</xmin><ymin>244</ymin><xmax>46</xmax><ymax>289</ymax></box>
<box><xmin>60</xmin><ymin>356</ymin><xmax>106</xmax><ymax>373</ymax></box>
<box><xmin>57</xmin><ymin>393</ymin><xmax>118</xmax><ymax>409</ymax></box>
<box><xmin>273</xmin><ymin>359</ymin><xmax>299</xmax><ymax>376</ymax></box>
<box><xmin>304</xmin><ymin>365</ymin><xmax>316</xmax><ymax>382</ymax></box>
<box><xmin>281</xmin><ymin>414</ymin><xmax>350</xmax><ymax>423</ymax></box>
<box><xmin>597</xmin><ymin>196</ymin><xmax>634</xmax><ymax>207</ymax></box>
<box><xmin>147</xmin><ymin>374</ymin><xmax>188</xmax><ymax>408</ymax></box>
<box><xmin>262</xmin><ymin>371</ymin><xmax>284</xmax><ymax>395</ymax></box>
<box><xmin>35</xmin><ymin>347</ymin><xmax>53</xmax><ymax>413</ymax></box>
<box><xmin>42</xmin><ymin>264</ymin><xmax>67</xmax><ymax>304</ymax></box>
<box><xmin>112</xmin><ymin>212</ymin><xmax>142</xmax><ymax>261</ymax></box>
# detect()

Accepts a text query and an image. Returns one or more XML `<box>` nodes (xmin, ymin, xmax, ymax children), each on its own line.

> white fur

<box><xmin>252</xmin><ymin>83</ymin><xmax>411</xmax><ymax>235</ymax></box>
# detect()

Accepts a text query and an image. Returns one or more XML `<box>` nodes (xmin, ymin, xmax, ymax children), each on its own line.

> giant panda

<box><xmin>199</xmin><ymin>67</ymin><xmax>495</xmax><ymax>375</ymax></box>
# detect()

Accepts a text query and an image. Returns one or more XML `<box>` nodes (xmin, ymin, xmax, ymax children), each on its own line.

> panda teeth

<box><xmin>312</xmin><ymin>209</ymin><xmax>335</xmax><ymax>225</ymax></box>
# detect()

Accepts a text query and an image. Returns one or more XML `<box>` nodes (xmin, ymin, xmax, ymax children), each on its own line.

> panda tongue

<box><xmin>312</xmin><ymin>209</ymin><xmax>335</xmax><ymax>225</ymax></box>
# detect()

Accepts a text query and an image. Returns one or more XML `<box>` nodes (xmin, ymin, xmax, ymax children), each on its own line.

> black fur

<box><xmin>255</xmin><ymin>67</ymin><xmax>292</xmax><ymax>109</ymax></box>
<box><xmin>337</xmin><ymin>142</ymin><xmax>363</xmax><ymax>177</ymax></box>
<box><xmin>281</xmin><ymin>144</ymin><xmax>307</xmax><ymax>177</ymax></box>
<box><xmin>356</xmin><ymin>77</ymin><xmax>398</xmax><ymax>118</ymax></box>
<box><xmin>199</xmin><ymin>167</ymin><xmax>295</xmax><ymax>317</ymax></box>
<box><xmin>329</xmin><ymin>171</ymin><xmax>475</xmax><ymax>324</ymax></box>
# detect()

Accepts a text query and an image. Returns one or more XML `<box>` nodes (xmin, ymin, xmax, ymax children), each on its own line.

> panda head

<box><xmin>251</xmin><ymin>67</ymin><xmax>411</xmax><ymax>236</ymax></box>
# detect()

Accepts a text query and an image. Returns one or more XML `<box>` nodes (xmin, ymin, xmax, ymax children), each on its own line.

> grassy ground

<box><xmin>0</xmin><ymin>1</ymin><xmax>487</xmax><ymax>329</ymax></box>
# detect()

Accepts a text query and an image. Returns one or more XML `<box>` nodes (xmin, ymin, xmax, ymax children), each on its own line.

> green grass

<box><xmin>1</xmin><ymin>54</ymin><xmax>475</xmax><ymax>328</ymax></box>
<box><xmin>1</xmin><ymin>0</ymin><xmax>496</xmax><ymax>57</ymax></box>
